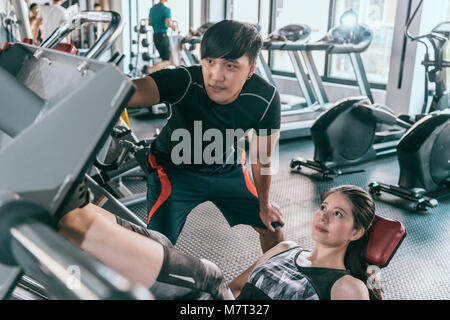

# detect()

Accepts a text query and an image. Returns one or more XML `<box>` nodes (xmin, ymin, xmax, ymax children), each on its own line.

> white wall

<box><xmin>386</xmin><ymin>0</ymin><xmax>447</xmax><ymax>115</ymax></box>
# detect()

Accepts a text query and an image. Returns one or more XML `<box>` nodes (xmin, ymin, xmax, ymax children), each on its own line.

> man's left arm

<box><xmin>165</xmin><ymin>8</ymin><xmax>176</xmax><ymax>31</ymax></box>
<box><xmin>250</xmin><ymin>130</ymin><xmax>284</xmax><ymax>232</ymax></box>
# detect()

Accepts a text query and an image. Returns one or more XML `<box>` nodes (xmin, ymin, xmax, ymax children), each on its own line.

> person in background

<box><xmin>41</xmin><ymin>0</ymin><xmax>69</xmax><ymax>42</ymax></box>
<box><xmin>29</xmin><ymin>3</ymin><xmax>42</xmax><ymax>45</ymax></box>
<box><xmin>147</xmin><ymin>0</ymin><xmax>177</xmax><ymax>73</ymax></box>
<box><xmin>93</xmin><ymin>3</ymin><xmax>103</xmax><ymax>40</ymax></box>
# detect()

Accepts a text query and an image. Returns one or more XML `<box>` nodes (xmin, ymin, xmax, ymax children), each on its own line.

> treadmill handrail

<box><xmin>304</xmin><ymin>25</ymin><xmax>373</xmax><ymax>54</ymax></box>
<box><xmin>40</xmin><ymin>11</ymin><xmax>123</xmax><ymax>59</ymax></box>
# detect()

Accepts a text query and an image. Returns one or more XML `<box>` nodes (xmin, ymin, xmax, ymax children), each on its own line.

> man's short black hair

<box><xmin>201</xmin><ymin>20</ymin><xmax>262</xmax><ymax>65</ymax></box>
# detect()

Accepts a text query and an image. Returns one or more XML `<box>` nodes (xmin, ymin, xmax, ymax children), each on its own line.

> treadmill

<box><xmin>300</xmin><ymin>21</ymin><xmax>375</xmax><ymax>107</ymax></box>
<box><xmin>301</xmin><ymin>12</ymin><xmax>406</xmax><ymax>146</ymax></box>
<box><xmin>0</xmin><ymin>13</ymin><xmax>151</xmax><ymax>300</ymax></box>
<box><xmin>180</xmin><ymin>23</ymin><xmax>214</xmax><ymax>67</ymax></box>
<box><xmin>257</xmin><ymin>24</ymin><xmax>323</xmax><ymax>140</ymax></box>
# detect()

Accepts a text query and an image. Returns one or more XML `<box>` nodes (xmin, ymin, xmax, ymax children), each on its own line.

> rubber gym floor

<box><xmin>127</xmin><ymin>112</ymin><xmax>450</xmax><ymax>300</ymax></box>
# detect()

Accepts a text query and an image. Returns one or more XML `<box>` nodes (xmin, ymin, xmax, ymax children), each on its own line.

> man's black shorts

<box><xmin>153</xmin><ymin>33</ymin><xmax>171</xmax><ymax>61</ymax></box>
<box><xmin>145</xmin><ymin>150</ymin><xmax>266</xmax><ymax>245</ymax></box>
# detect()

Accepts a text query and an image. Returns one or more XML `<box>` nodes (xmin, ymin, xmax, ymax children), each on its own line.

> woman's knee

<box><xmin>58</xmin><ymin>204</ymin><xmax>98</xmax><ymax>236</ymax></box>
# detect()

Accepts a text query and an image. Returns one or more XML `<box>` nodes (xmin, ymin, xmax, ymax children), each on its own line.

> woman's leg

<box><xmin>58</xmin><ymin>204</ymin><xmax>164</xmax><ymax>288</ymax></box>
<box><xmin>58</xmin><ymin>205</ymin><xmax>234</xmax><ymax>300</ymax></box>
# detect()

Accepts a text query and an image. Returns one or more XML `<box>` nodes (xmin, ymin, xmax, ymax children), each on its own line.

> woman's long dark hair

<box><xmin>322</xmin><ymin>185</ymin><xmax>383</xmax><ymax>300</ymax></box>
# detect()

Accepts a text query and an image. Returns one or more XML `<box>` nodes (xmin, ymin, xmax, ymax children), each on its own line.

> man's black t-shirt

<box><xmin>149</xmin><ymin>65</ymin><xmax>281</xmax><ymax>172</ymax></box>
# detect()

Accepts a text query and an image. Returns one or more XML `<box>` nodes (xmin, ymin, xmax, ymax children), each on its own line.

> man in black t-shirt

<box><xmin>128</xmin><ymin>20</ymin><xmax>285</xmax><ymax>253</ymax></box>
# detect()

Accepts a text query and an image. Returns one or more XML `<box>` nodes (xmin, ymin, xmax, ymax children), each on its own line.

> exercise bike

<box><xmin>368</xmin><ymin>1</ymin><xmax>450</xmax><ymax>211</ymax></box>
<box><xmin>290</xmin><ymin>9</ymin><xmax>410</xmax><ymax>180</ymax></box>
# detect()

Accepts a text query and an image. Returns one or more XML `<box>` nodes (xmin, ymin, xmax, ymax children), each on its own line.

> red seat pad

<box><xmin>54</xmin><ymin>43</ymin><xmax>78</xmax><ymax>55</ymax></box>
<box><xmin>366</xmin><ymin>216</ymin><xmax>406</xmax><ymax>268</ymax></box>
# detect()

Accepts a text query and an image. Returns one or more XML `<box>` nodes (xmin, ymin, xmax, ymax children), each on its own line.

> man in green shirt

<box><xmin>148</xmin><ymin>0</ymin><xmax>177</xmax><ymax>73</ymax></box>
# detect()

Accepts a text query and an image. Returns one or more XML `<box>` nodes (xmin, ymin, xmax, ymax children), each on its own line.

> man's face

<box><xmin>202</xmin><ymin>55</ymin><xmax>256</xmax><ymax>105</ymax></box>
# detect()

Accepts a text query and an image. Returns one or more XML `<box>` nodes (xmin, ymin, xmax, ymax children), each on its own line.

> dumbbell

<box><xmin>134</xmin><ymin>25</ymin><xmax>148</xmax><ymax>34</ymax></box>
<box><xmin>142</xmin><ymin>39</ymin><xmax>150</xmax><ymax>48</ymax></box>
<box><xmin>142</xmin><ymin>52</ymin><xmax>151</xmax><ymax>61</ymax></box>
<box><xmin>141</xmin><ymin>65</ymin><xmax>149</xmax><ymax>75</ymax></box>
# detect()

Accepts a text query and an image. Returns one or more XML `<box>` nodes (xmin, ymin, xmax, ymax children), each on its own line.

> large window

<box><xmin>226</xmin><ymin>0</ymin><xmax>271</xmax><ymax>37</ymax></box>
<box><xmin>169</xmin><ymin>0</ymin><xmax>190</xmax><ymax>35</ymax></box>
<box><xmin>192</xmin><ymin>0</ymin><xmax>202</xmax><ymax>31</ymax></box>
<box><xmin>273</xmin><ymin>0</ymin><xmax>330</xmax><ymax>75</ymax></box>
<box><xmin>226</xmin><ymin>0</ymin><xmax>271</xmax><ymax>61</ymax></box>
<box><xmin>329</xmin><ymin>0</ymin><xmax>398</xmax><ymax>84</ymax></box>
<box><xmin>227</xmin><ymin>0</ymin><xmax>259</xmax><ymax>25</ymax></box>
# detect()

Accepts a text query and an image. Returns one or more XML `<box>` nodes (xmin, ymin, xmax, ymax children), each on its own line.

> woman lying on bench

<box><xmin>229</xmin><ymin>185</ymin><xmax>385</xmax><ymax>300</ymax></box>
<box><xmin>59</xmin><ymin>185</ymin><xmax>402</xmax><ymax>300</ymax></box>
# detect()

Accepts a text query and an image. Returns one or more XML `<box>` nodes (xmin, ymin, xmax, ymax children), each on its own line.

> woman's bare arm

<box><xmin>228</xmin><ymin>241</ymin><xmax>298</xmax><ymax>298</ymax></box>
<box><xmin>331</xmin><ymin>275</ymin><xmax>370</xmax><ymax>300</ymax></box>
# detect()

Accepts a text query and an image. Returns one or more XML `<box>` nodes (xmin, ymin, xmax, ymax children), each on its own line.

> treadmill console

<box><xmin>271</xmin><ymin>24</ymin><xmax>311</xmax><ymax>43</ymax></box>
<box><xmin>432</xmin><ymin>21</ymin><xmax>450</xmax><ymax>38</ymax></box>
<box><xmin>327</xmin><ymin>24</ymin><xmax>372</xmax><ymax>45</ymax></box>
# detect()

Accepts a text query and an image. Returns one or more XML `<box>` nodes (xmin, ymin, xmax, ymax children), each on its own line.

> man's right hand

<box><xmin>0</xmin><ymin>42</ymin><xmax>13</xmax><ymax>55</ymax></box>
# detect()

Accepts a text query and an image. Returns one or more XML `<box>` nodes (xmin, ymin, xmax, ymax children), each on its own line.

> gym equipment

<box><xmin>366</xmin><ymin>215</ymin><xmax>406</xmax><ymax>268</ymax></box>
<box><xmin>290</xmin><ymin>97</ymin><xmax>411</xmax><ymax>180</ymax></box>
<box><xmin>259</xmin><ymin>13</ymin><xmax>376</xmax><ymax>141</ymax></box>
<box><xmin>258</xmin><ymin>24</ymin><xmax>316</xmax><ymax>110</ymax></box>
<box><xmin>0</xmin><ymin>42</ymin><xmax>151</xmax><ymax>300</ymax></box>
<box><xmin>90</xmin><ymin>125</ymin><xmax>151</xmax><ymax>212</ymax></box>
<box><xmin>180</xmin><ymin>22</ymin><xmax>214</xmax><ymax>67</ymax></box>
<box><xmin>0</xmin><ymin>42</ymin><xmax>239</xmax><ymax>302</ymax></box>
<box><xmin>290</xmin><ymin>10</ymin><xmax>409</xmax><ymax>179</ymax></box>
<box><xmin>127</xmin><ymin>18</ymin><xmax>169</xmax><ymax>116</ymax></box>
<box><xmin>0</xmin><ymin>11</ymin><xmax>154</xmax><ymax>299</ymax></box>
<box><xmin>369</xmin><ymin>111</ymin><xmax>450</xmax><ymax>211</ymax></box>
<box><xmin>368</xmin><ymin>2</ymin><xmax>450</xmax><ymax>211</ymax></box>
<box><xmin>404</xmin><ymin>0</ymin><xmax>450</xmax><ymax>114</ymax></box>
<box><xmin>302</xmin><ymin>9</ymin><xmax>375</xmax><ymax>106</ymax></box>
<box><xmin>39</xmin><ymin>10</ymin><xmax>151</xmax><ymax>224</ymax></box>
<box><xmin>258</xmin><ymin>24</ymin><xmax>323</xmax><ymax>140</ymax></box>
<box><xmin>129</xmin><ymin>18</ymin><xmax>157</xmax><ymax>77</ymax></box>
<box><xmin>41</xmin><ymin>11</ymin><xmax>123</xmax><ymax>60</ymax></box>
<box><xmin>1</xmin><ymin>10</ymin><xmax>19</xmax><ymax>43</ymax></box>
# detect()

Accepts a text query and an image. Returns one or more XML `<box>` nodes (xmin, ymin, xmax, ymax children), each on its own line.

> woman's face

<box><xmin>312</xmin><ymin>192</ymin><xmax>363</xmax><ymax>247</ymax></box>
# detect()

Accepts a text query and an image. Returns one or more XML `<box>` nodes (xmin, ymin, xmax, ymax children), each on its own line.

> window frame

<box><xmin>268</xmin><ymin>0</ymin><xmax>390</xmax><ymax>90</ymax></box>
